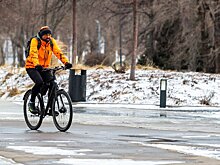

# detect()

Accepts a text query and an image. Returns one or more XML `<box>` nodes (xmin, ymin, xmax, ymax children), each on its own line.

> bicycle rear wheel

<box><xmin>23</xmin><ymin>90</ymin><xmax>43</xmax><ymax>130</ymax></box>
<box><xmin>52</xmin><ymin>89</ymin><xmax>73</xmax><ymax>132</ymax></box>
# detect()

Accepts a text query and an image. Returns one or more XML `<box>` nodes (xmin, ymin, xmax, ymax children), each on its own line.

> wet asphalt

<box><xmin>0</xmin><ymin>100</ymin><xmax>220</xmax><ymax>165</ymax></box>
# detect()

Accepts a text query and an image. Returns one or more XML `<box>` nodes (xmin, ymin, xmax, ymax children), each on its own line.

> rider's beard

<box><xmin>43</xmin><ymin>37</ymin><xmax>51</xmax><ymax>43</ymax></box>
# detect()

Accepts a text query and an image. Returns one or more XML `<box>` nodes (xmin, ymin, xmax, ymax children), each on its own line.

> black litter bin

<box><xmin>69</xmin><ymin>69</ymin><xmax>86</xmax><ymax>102</ymax></box>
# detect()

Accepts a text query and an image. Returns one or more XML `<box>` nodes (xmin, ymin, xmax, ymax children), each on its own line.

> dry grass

<box><xmin>26</xmin><ymin>84</ymin><xmax>34</xmax><ymax>88</ymax></box>
<box><xmin>8</xmin><ymin>87</ymin><xmax>21</xmax><ymax>97</ymax></box>
<box><xmin>136</xmin><ymin>64</ymin><xmax>158</xmax><ymax>70</ymax></box>
<box><xmin>0</xmin><ymin>90</ymin><xmax>4</xmax><ymax>97</ymax></box>
<box><xmin>71</xmin><ymin>64</ymin><xmax>159</xmax><ymax>71</ymax></box>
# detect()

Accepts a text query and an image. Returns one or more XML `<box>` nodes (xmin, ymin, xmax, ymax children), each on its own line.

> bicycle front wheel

<box><xmin>52</xmin><ymin>90</ymin><xmax>73</xmax><ymax>132</ymax></box>
<box><xmin>23</xmin><ymin>90</ymin><xmax>43</xmax><ymax>130</ymax></box>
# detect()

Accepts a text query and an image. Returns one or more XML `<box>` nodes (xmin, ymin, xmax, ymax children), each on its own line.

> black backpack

<box><xmin>25</xmin><ymin>36</ymin><xmax>53</xmax><ymax>58</ymax></box>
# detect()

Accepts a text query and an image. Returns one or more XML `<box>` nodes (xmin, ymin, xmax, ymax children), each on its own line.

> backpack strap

<box><xmin>49</xmin><ymin>39</ymin><xmax>54</xmax><ymax>50</ymax></box>
<box><xmin>34</xmin><ymin>36</ymin><xmax>41</xmax><ymax>50</ymax></box>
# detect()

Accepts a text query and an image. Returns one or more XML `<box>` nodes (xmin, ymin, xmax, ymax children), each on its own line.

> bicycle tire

<box><xmin>23</xmin><ymin>90</ymin><xmax>43</xmax><ymax>130</ymax></box>
<box><xmin>52</xmin><ymin>89</ymin><xmax>73</xmax><ymax>132</ymax></box>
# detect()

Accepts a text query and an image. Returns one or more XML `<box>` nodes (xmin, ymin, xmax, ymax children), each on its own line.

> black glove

<box><xmin>35</xmin><ymin>65</ymin><xmax>43</xmax><ymax>71</ymax></box>
<box><xmin>65</xmin><ymin>62</ymin><xmax>72</xmax><ymax>69</ymax></box>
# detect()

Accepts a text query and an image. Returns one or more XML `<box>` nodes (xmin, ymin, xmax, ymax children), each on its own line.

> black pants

<box><xmin>26</xmin><ymin>68</ymin><xmax>54</xmax><ymax>102</ymax></box>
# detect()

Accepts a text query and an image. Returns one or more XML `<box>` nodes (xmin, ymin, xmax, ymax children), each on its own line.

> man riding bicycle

<box><xmin>25</xmin><ymin>26</ymin><xmax>72</xmax><ymax>115</ymax></box>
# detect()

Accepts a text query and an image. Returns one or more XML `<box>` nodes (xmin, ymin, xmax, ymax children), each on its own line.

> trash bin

<box><xmin>69</xmin><ymin>69</ymin><xmax>86</xmax><ymax>102</ymax></box>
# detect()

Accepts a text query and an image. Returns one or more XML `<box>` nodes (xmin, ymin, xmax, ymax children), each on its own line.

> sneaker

<box><xmin>28</xmin><ymin>101</ymin><xmax>38</xmax><ymax>114</ymax></box>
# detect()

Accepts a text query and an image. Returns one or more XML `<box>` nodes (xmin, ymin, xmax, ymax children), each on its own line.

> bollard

<box><xmin>160</xmin><ymin>79</ymin><xmax>167</xmax><ymax>108</ymax></box>
<box><xmin>69</xmin><ymin>69</ymin><xmax>87</xmax><ymax>102</ymax></box>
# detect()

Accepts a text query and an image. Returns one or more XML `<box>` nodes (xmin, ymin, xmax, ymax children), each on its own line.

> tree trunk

<box><xmin>215</xmin><ymin>27</ymin><xmax>220</xmax><ymax>72</ymax></box>
<box><xmin>72</xmin><ymin>0</ymin><xmax>77</xmax><ymax>66</ymax></box>
<box><xmin>0</xmin><ymin>43</ymin><xmax>5</xmax><ymax>66</ymax></box>
<box><xmin>12</xmin><ymin>40</ymin><xmax>16</xmax><ymax>67</ymax></box>
<box><xmin>197</xmin><ymin>1</ymin><xmax>207</xmax><ymax>72</ymax></box>
<box><xmin>43</xmin><ymin>0</ymin><xmax>49</xmax><ymax>25</ymax></box>
<box><xmin>213</xmin><ymin>2</ymin><xmax>220</xmax><ymax>73</ymax></box>
<box><xmin>130</xmin><ymin>0</ymin><xmax>138</xmax><ymax>80</ymax></box>
<box><xmin>17</xmin><ymin>25</ymin><xmax>25</xmax><ymax>67</ymax></box>
<box><xmin>146</xmin><ymin>13</ymin><xmax>154</xmax><ymax>64</ymax></box>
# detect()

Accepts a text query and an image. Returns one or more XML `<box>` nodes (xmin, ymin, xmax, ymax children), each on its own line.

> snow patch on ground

<box><xmin>1</xmin><ymin>66</ymin><xmax>220</xmax><ymax>106</ymax></box>
<box><xmin>55</xmin><ymin>158</ymin><xmax>184</xmax><ymax>165</ymax></box>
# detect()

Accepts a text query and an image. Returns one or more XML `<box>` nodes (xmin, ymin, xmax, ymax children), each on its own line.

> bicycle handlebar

<box><xmin>42</xmin><ymin>66</ymin><xmax>67</xmax><ymax>73</ymax></box>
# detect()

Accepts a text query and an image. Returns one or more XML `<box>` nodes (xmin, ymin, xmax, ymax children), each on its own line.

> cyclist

<box><xmin>25</xmin><ymin>26</ymin><xmax>72</xmax><ymax>115</ymax></box>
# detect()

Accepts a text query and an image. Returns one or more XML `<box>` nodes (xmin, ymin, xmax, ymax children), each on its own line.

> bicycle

<box><xmin>23</xmin><ymin>66</ymin><xmax>73</xmax><ymax>132</ymax></box>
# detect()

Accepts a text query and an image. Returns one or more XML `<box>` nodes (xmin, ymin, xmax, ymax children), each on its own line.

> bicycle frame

<box><xmin>39</xmin><ymin>67</ymin><xmax>64</xmax><ymax>117</ymax></box>
<box><xmin>39</xmin><ymin>81</ymin><xmax>58</xmax><ymax>117</ymax></box>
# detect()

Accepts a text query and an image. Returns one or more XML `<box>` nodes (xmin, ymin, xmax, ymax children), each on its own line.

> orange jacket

<box><xmin>25</xmin><ymin>37</ymin><xmax>69</xmax><ymax>68</ymax></box>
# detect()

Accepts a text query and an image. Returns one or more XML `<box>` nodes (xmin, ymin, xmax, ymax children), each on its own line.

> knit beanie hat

<box><xmin>39</xmin><ymin>26</ymin><xmax>52</xmax><ymax>38</ymax></box>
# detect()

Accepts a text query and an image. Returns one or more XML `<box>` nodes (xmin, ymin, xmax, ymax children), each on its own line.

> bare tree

<box><xmin>72</xmin><ymin>0</ymin><xmax>77</xmax><ymax>65</ymax></box>
<box><xmin>130</xmin><ymin>0</ymin><xmax>138</xmax><ymax>80</ymax></box>
<box><xmin>210</xmin><ymin>0</ymin><xmax>220</xmax><ymax>73</ymax></box>
<box><xmin>0</xmin><ymin>0</ymin><xmax>71</xmax><ymax>67</ymax></box>
<box><xmin>1</xmin><ymin>0</ymin><xmax>220</xmax><ymax>73</ymax></box>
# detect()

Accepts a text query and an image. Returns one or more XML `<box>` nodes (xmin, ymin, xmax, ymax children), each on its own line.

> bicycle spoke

<box><xmin>52</xmin><ymin>90</ymin><xmax>73</xmax><ymax>132</ymax></box>
<box><xmin>23</xmin><ymin>90</ymin><xmax>43</xmax><ymax>130</ymax></box>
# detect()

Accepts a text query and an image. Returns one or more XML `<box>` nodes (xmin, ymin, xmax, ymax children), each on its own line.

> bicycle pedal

<box><xmin>47</xmin><ymin>111</ymin><xmax>59</xmax><ymax>116</ymax></box>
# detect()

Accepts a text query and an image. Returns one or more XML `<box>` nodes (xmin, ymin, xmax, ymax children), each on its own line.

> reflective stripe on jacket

<box><xmin>25</xmin><ymin>37</ymin><xmax>69</xmax><ymax>68</ymax></box>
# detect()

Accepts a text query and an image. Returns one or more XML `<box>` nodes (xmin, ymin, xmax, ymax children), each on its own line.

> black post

<box><xmin>80</xmin><ymin>70</ymin><xmax>87</xmax><ymax>101</ymax></box>
<box><xmin>160</xmin><ymin>79</ymin><xmax>167</xmax><ymax>108</ymax></box>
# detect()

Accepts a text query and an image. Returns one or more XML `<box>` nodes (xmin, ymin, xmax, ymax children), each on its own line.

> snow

<box><xmin>7</xmin><ymin>146</ymin><xmax>184</xmax><ymax>165</ymax></box>
<box><xmin>1</xmin><ymin>66</ymin><xmax>220</xmax><ymax>107</ymax></box>
<box><xmin>56</xmin><ymin>159</ymin><xmax>183</xmax><ymax>165</ymax></box>
<box><xmin>7</xmin><ymin>146</ymin><xmax>92</xmax><ymax>156</ymax></box>
<box><xmin>0</xmin><ymin>156</ymin><xmax>23</xmax><ymax>165</ymax></box>
<box><xmin>131</xmin><ymin>142</ymin><xmax>220</xmax><ymax>160</ymax></box>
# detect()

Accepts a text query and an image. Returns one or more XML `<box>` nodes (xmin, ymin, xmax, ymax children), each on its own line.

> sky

<box><xmin>1</xmin><ymin>66</ymin><xmax>220</xmax><ymax>107</ymax></box>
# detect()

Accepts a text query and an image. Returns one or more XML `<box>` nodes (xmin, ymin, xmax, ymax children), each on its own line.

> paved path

<box><xmin>0</xmin><ymin>100</ymin><xmax>220</xmax><ymax>164</ymax></box>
